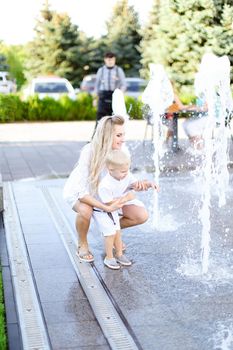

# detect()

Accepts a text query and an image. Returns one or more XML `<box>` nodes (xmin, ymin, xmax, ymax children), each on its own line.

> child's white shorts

<box><xmin>93</xmin><ymin>210</ymin><xmax>120</xmax><ymax>236</ymax></box>
<box><xmin>93</xmin><ymin>199</ymin><xmax>144</xmax><ymax>237</ymax></box>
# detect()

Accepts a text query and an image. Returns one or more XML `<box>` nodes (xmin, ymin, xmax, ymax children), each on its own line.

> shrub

<box><xmin>0</xmin><ymin>94</ymin><xmax>28</xmax><ymax>122</ymax></box>
<box><xmin>29</xmin><ymin>96</ymin><xmax>66</xmax><ymax>121</ymax></box>
<box><xmin>180</xmin><ymin>93</ymin><xmax>196</xmax><ymax>105</ymax></box>
<box><xmin>76</xmin><ymin>93</ymin><xmax>96</xmax><ymax>120</ymax></box>
<box><xmin>0</xmin><ymin>271</ymin><xmax>7</xmax><ymax>350</ymax></box>
<box><xmin>125</xmin><ymin>96</ymin><xmax>144</xmax><ymax>120</ymax></box>
<box><xmin>0</xmin><ymin>92</ymin><xmax>146</xmax><ymax>122</ymax></box>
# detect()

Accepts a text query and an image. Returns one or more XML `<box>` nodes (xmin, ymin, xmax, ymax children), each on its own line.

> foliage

<box><xmin>0</xmin><ymin>53</ymin><xmax>8</xmax><ymax>71</ymax></box>
<box><xmin>140</xmin><ymin>0</ymin><xmax>162</xmax><ymax>78</ymax></box>
<box><xmin>25</xmin><ymin>3</ymin><xmax>86</xmax><ymax>88</ymax></box>
<box><xmin>27</xmin><ymin>96</ymin><xmax>64</xmax><ymax>121</ymax></box>
<box><xmin>0</xmin><ymin>270</ymin><xmax>7</xmax><ymax>350</ymax></box>
<box><xmin>140</xmin><ymin>0</ymin><xmax>233</xmax><ymax>93</ymax></box>
<box><xmin>1</xmin><ymin>0</ymin><xmax>233</xmax><ymax>94</ymax></box>
<box><xmin>105</xmin><ymin>0</ymin><xmax>142</xmax><ymax>76</ymax></box>
<box><xmin>78</xmin><ymin>36</ymin><xmax>108</xmax><ymax>78</ymax></box>
<box><xmin>0</xmin><ymin>94</ymin><xmax>28</xmax><ymax>122</ymax></box>
<box><xmin>211</xmin><ymin>4</ymin><xmax>233</xmax><ymax>79</ymax></box>
<box><xmin>125</xmin><ymin>96</ymin><xmax>144</xmax><ymax>119</ymax></box>
<box><xmin>75</xmin><ymin>93</ymin><xmax>96</xmax><ymax>120</ymax></box>
<box><xmin>0</xmin><ymin>44</ymin><xmax>27</xmax><ymax>89</ymax></box>
<box><xmin>0</xmin><ymin>93</ymin><xmax>96</xmax><ymax>122</ymax></box>
<box><xmin>0</xmin><ymin>91</ymin><xmax>200</xmax><ymax>123</ymax></box>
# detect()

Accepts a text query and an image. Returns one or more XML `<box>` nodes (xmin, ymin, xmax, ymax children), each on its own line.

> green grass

<box><xmin>0</xmin><ymin>270</ymin><xmax>7</xmax><ymax>350</ymax></box>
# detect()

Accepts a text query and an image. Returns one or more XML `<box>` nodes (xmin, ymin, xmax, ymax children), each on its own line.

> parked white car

<box><xmin>80</xmin><ymin>74</ymin><xmax>96</xmax><ymax>94</ymax></box>
<box><xmin>0</xmin><ymin>71</ymin><xmax>17</xmax><ymax>94</ymax></box>
<box><xmin>23</xmin><ymin>76</ymin><xmax>76</xmax><ymax>100</ymax></box>
<box><xmin>125</xmin><ymin>77</ymin><xmax>147</xmax><ymax>99</ymax></box>
<box><xmin>80</xmin><ymin>74</ymin><xmax>146</xmax><ymax>99</ymax></box>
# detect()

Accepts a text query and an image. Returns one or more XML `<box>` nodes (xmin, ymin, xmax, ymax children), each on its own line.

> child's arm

<box><xmin>118</xmin><ymin>191</ymin><xmax>135</xmax><ymax>204</ymax></box>
<box><xmin>130</xmin><ymin>180</ymin><xmax>159</xmax><ymax>192</ymax></box>
<box><xmin>103</xmin><ymin>191</ymin><xmax>135</xmax><ymax>208</ymax></box>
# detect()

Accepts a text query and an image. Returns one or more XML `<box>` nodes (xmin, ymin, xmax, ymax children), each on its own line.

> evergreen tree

<box><xmin>213</xmin><ymin>0</ymin><xmax>233</xmax><ymax>22</ymax></box>
<box><xmin>105</xmin><ymin>0</ymin><xmax>142</xmax><ymax>76</ymax></box>
<box><xmin>212</xmin><ymin>4</ymin><xmax>233</xmax><ymax>80</ymax></box>
<box><xmin>25</xmin><ymin>2</ymin><xmax>85</xmax><ymax>87</ymax></box>
<box><xmin>140</xmin><ymin>0</ymin><xmax>233</xmax><ymax>93</ymax></box>
<box><xmin>140</xmin><ymin>0</ymin><xmax>161</xmax><ymax>78</ymax></box>
<box><xmin>78</xmin><ymin>35</ymin><xmax>108</xmax><ymax>78</ymax></box>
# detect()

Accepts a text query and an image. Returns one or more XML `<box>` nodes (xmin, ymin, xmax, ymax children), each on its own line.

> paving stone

<box><xmin>27</xmin><ymin>242</ymin><xmax>72</xmax><ymax>270</ymax></box>
<box><xmin>42</xmin><ymin>299</ymin><xmax>96</xmax><ymax>324</ymax></box>
<box><xmin>47</xmin><ymin>320</ymin><xmax>108</xmax><ymax>349</ymax></box>
<box><xmin>7</xmin><ymin>323</ymin><xmax>23</xmax><ymax>350</ymax></box>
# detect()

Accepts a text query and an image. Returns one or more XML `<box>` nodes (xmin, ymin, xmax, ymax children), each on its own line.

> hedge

<box><xmin>0</xmin><ymin>92</ymin><xmax>196</xmax><ymax>123</ymax></box>
<box><xmin>0</xmin><ymin>270</ymin><xmax>7</xmax><ymax>350</ymax></box>
<box><xmin>0</xmin><ymin>92</ymin><xmax>96</xmax><ymax>123</ymax></box>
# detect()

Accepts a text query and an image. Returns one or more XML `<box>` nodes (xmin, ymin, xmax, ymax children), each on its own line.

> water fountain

<box><xmin>194</xmin><ymin>53</ymin><xmax>232</xmax><ymax>274</ymax></box>
<box><xmin>112</xmin><ymin>88</ymin><xmax>129</xmax><ymax>121</ymax></box>
<box><xmin>141</xmin><ymin>63</ymin><xmax>174</xmax><ymax>228</ymax></box>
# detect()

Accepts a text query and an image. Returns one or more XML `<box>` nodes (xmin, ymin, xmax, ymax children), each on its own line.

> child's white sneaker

<box><xmin>116</xmin><ymin>254</ymin><xmax>132</xmax><ymax>266</ymax></box>
<box><xmin>104</xmin><ymin>257</ymin><xmax>120</xmax><ymax>270</ymax></box>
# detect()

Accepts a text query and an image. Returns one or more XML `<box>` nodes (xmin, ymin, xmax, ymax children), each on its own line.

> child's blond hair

<box><xmin>106</xmin><ymin>149</ymin><xmax>131</xmax><ymax>169</ymax></box>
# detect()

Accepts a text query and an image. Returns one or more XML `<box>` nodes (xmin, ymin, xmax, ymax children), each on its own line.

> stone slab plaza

<box><xmin>1</xmin><ymin>120</ymin><xmax>233</xmax><ymax>349</ymax></box>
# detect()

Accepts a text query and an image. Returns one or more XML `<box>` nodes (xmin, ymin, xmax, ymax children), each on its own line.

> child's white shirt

<box><xmin>93</xmin><ymin>171</ymin><xmax>144</xmax><ymax>236</ymax></box>
<box><xmin>97</xmin><ymin>171</ymin><xmax>137</xmax><ymax>204</ymax></box>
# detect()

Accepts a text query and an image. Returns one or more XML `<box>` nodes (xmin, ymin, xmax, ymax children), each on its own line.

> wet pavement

<box><xmin>1</xmin><ymin>120</ymin><xmax>233</xmax><ymax>349</ymax></box>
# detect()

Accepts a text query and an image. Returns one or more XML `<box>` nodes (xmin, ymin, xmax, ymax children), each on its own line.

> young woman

<box><xmin>63</xmin><ymin>115</ymin><xmax>153</xmax><ymax>262</ymax></box>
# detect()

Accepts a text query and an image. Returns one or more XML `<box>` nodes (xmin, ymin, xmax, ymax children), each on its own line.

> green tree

<box><xmin>140</xmin><ymin>0</ymin><xmax>162</xmax><ymax>78</ymax></box>
<box><xmin>1</xmin><ymin>44</ymin><xmax>26</xmax><ymax>89</ymax></box>
<box><xmin>140</xmin><ymin>0</ymin><xmax>233</xmax><ymax>93</ymax></box>
<box><xmin>25</xmin><ymin>2</ymin><xmax>86</xmax><ymax>87</ymax></box>
<box><xmin>105</xmin><ymin>0</ymin><xmax>142</xmax><ymax>76</ymax></box>
<box><xmin>0</xmin><ymin>50</ymin><xmax>9</xmax><ymax>71</ymax></box>
<box><xmin>212</xmin><ymin>4</ymin><xmax>233</xmax><ymax>80</ymax></box>
<box><xmin>77</xmin><ymin>35</ymin><xmax>107</xmax><ymax>79</ymax></box>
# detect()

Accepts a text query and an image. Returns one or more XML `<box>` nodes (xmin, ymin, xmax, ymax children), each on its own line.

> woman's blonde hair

<box><xmin>89</xmin><ymin>115</ymin><xmax>125</xmax><ymax>194</ymax></box>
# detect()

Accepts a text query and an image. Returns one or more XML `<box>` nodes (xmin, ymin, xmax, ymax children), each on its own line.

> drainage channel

<box><xmin>41</xmin><ymin>185</ymin><xmax>142</xmax><ymax>350</ymax></box>
<box><xmin>3</xmin><ymin>182</ymin><xmax>51</xmax><ymax>350</ymax></box>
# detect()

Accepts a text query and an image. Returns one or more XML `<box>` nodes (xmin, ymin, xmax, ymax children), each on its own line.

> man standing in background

<box><xmin>94</xmin><ymin>52</ymin><xmax>126</xmax><ymax>122</ymax></box>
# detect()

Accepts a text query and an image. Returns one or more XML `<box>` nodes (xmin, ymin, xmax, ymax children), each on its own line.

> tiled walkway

<box><xmin>1</xmin><ymin>120</ymin><xmax>233</xmax><ymax>349</ymax></box>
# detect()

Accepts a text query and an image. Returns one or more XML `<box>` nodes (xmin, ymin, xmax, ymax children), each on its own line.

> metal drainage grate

<box><xmin>3</xmin><ymin>182</ymin><xmax>50</xmax><ymax>349</ymax></box>
<box><xmin>41</xmin><ymin>185</ymin><xmax>140</xmax><ymax>350</ymax></box>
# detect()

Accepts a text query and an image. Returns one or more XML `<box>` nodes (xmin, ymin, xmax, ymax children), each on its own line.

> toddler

<box><xmin>93</xmin><ymin>149</ymin><xmax>155</xmax><ymax>270</ymax></box>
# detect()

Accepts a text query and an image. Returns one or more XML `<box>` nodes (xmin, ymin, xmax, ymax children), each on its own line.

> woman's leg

<box><xmin>75</xmin><ymin>202</ymin><xmax>93</xmax><ymax>259</ymax></box>
<box><xmin>120</xmin><ymin>205</ymin><xmax>148</xmax><ymax>229</ymax></box>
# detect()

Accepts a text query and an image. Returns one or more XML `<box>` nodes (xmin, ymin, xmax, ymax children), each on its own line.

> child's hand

<box><xmin>131</xmin><ymin>180</ymin><xmax>159</xmax><ymax>192</ymax></box>
<box><xmin>149</xmin><ymin>182</ymin><xmax>160</xmax><ymax>191</ymax></box>
<box><xmin>104</xmin><ymin>198</ymin><xmax>123</xmax><ymax>212</ymax></box>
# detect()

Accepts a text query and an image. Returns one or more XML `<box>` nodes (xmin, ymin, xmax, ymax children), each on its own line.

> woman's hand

<box><xmin>131</xmin><ymin>180</ymin><xmax>159</xmax><ymax>192</ymax></box>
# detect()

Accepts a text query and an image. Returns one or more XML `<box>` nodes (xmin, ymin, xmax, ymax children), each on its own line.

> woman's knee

<box><xmin>123</xmin><ymin>206</ymin><xmax>149</xmax><ymax>225</ymax></box>
<box><xmin>135</xmin><ymin>208</ymin><xmax>149</xmax><ymax>224</ymax></box>
<box><xmin>76</xmin><ymin>202</ymin><xmax>93</xmax><ymax>221</ymax></box>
